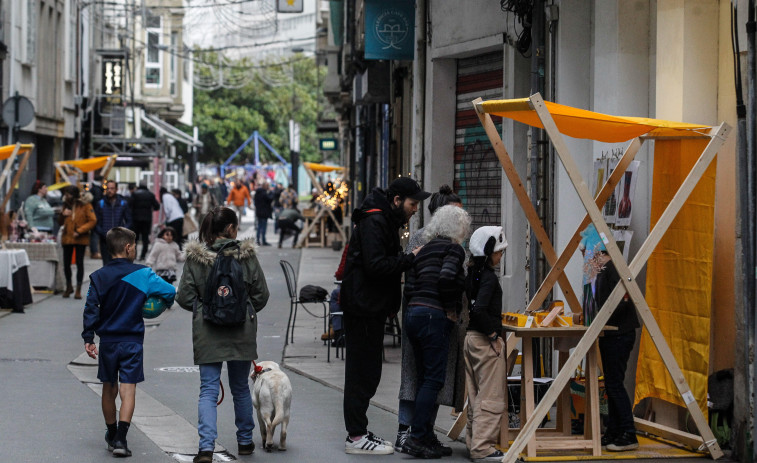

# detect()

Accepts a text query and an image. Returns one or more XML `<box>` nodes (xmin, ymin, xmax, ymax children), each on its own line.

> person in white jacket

<box><xmin>146</xmin><ymin>227</ymin><xmax>185</xmax><ymax>283</ymax></box>
<box><xmin>161</xmin><ymin>187</ymin><xmax>185</xmax><ymax>249</ymax></box>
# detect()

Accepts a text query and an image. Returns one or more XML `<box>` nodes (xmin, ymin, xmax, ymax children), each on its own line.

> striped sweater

<box><xmin>403</xmin><ymin>237</ymin><xmax>466</xmax><ymax>314</ymax></box>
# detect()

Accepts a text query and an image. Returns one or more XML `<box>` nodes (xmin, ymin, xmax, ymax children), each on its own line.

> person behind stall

<box><xmin>129</xmin><ymin>182</ymin><xmax>160</xmax><ymax>261</ymax></box>
<box><xmin>24</xmin><ymin>180</ymin><xmax>56</xmax><ymax>233</ymax></box>
<box><xmin>464</xmin><ymin>226</ymin><xmax>508</xmax><ymax>463</ymax></box>
<box><xmin>59</xmin><ymin>185</ymin><xmax>97</xmax><ymax>299</ymax></box>
<box><xmin>96</xmin><ymin>180</ymin><xmax>132</xmax><ymax>265</ymax></box>
<box><xmin>401</xmin><ymin>205</ymin><xmax>471</xmax><ymax>459</ymax></box>
<box><xmin>579</xmin><ymin>224</ymin><xmax>640</xmax><ymax>452</ymax></box>
<box><xmin>276</xmin><ymin>207</ymin><xmax>303</xmax><ymax>248</ymax></box>
<box><xmin>396</xmin><ymin>185</ymin><xmax>464</xmax><ymax>453</ymax></box>
<box><xmin>146</xmin><ymin>227</ymin><xmax>185</xmax><ymax>284</ymax></box>
<box><xmin>82</xmin><ymin>227</ymin><xmax>176</xmax><ymax>458</ymax></box>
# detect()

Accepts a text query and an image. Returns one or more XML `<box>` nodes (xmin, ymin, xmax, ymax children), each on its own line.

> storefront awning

<box><xmin>478</xmin><ymin>98</ymin><xmax>711</xmax><ymax>143</ymax></box>
<box><xmin>0</xmin><ymin>144</ymin><xmax>33</xmax><ymax>161</ymax></box>
<box><xmin>141</xmin><ymin>113</ymin><xmax>202</xmax><ymax>147</ymax></box>
<box><xmin>57</xmin><ymin>155</ymin><xmax>117</xmax><ymax>173</ymax></box>
<box><xmin>303</xmin><ymin>161</ymin><xmax>345</xmax><ymax>173</ymax></box>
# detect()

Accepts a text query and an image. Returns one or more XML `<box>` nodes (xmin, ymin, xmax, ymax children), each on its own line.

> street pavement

<box><xmin>0</xmin><ymin>217</ymin><xmax>716</xmax><ymax>462</ymax></box>
<box><xmin>0</xmin><ymin>219</ymin><xmax>470</xmax><ymax>463</ymax></box>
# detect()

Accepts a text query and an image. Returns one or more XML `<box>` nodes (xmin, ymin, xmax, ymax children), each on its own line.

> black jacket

<box><xmin>254</xmin><ymin>188</ymin><xmax>273</xmax><ymax>219</ymax></box>
<box><xmin>593</xmin><ymin>260</ymin><xmax>640</xmax><ymax>335</ymax></box>
<box><xmin>130</xmin><ymin>187</ymin><xmax>160</xmax><ymax>222</ymax></box>
<box><xmin>341</xmin><ymin>188</ymin><xmax>415</xmax><ymax>318</ymax></box>
<box><xmin>404</xmin><ymin>237</ymin><xmax>466</xmax><ymax>315</ymax></box>
<box><xmin>466</xmin><ymin>265</ymin><xmax>503</xmax><ymax>337</ymax></box>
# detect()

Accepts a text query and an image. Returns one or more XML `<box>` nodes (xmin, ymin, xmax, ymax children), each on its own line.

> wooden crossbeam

<box><xmin>0</xmin><ymin>147</ymin><xmax>32</xmax><ymax>212</ymax></box>
<box><xmin>526</xmin><ymin>138</ymin><xmax>640</xmax><ymax>314</ymax></box>
<box><xmin>0</xmin><ymin>144</ymin><xmax>20</xmax><ymax>195</ymax></box>
<box><xmin>472</xmin><ymin>98</ymin><xmax>582</xmax><ymax>315</ymax></box>
<box><xmin>498</xmin><ymin>93</ymin><xmax>729</xmax><ymax>463</ymax></box>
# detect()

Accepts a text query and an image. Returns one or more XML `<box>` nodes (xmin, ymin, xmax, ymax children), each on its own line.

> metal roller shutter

<box><xmin>454</xmin><ymin>51</ymin><xmax>503</xmax><ymax>231</ymax></box>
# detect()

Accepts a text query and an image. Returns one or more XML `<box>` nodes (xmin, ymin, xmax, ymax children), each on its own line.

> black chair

<box><xmin>280</xmin><ymin>260</ymin><xmax>329</xmax><ymax>348</ymax></box>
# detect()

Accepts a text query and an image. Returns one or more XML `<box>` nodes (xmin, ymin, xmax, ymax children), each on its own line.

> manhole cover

<box><xmin>156</xmin><ymin>366</ymin><xmax>200</xmax><ymax>373</ymax></box>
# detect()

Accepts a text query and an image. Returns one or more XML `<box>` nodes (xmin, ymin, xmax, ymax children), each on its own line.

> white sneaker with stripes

<box><xmin>345</xmin><ymin>432</ymin><xmax>395</xmax><ymax>455</ymax></box>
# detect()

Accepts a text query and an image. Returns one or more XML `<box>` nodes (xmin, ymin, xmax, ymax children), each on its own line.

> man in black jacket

<box><xmin>341</xmin><ymin>177</ymin><xmax>429</xmax><ymax>455</ymax></box>
<box><xmin>129</xmin><ymin>182</ymin><xmax>160</xmax><ymax>261</ymax></box>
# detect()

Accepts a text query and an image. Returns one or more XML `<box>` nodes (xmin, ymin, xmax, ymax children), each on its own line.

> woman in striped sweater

<box><xmin>401</xmin><ymin>205</ymin><xmax>471</xmax><ymax>458</ymax></box>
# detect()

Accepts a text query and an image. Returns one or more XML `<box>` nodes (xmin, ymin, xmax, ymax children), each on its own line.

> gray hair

<box><xmin>422</xmin><ymin>205</ymin><xmax>471</xmax><ymax>244</ymax></box>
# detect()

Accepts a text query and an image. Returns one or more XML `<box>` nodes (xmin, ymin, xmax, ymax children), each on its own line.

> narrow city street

<box><xmin>0</xmin><ymin>223</ymin><xmax>473</xmax><ymax>462</ymax></box>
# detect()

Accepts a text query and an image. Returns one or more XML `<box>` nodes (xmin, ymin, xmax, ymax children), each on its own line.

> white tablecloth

<box><xmin>0</xmin><ymin>249</ymin><xmax>30</xmax><ymax>291</ymax></box>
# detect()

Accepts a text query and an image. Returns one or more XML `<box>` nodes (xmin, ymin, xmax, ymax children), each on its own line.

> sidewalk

<box><xmin>281</xmin><ymin>247</ymin><xmax>461</xmax><ymax>436</ymax></box>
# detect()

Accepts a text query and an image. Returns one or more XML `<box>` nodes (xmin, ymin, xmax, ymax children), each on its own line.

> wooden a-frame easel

<box><xmin>472</xmin><ymin>93</ymin><xmax>730</xmax><ymax>462</ymax></box>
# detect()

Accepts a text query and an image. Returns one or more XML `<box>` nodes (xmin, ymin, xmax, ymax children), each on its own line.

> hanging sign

<box><xmin>365</xmin><ymin>0</ymin><xmax>415</xmax><ymax>61</ymax></box>
<box><xmin>277</xmin><ymin>0</ymin><xmax>303</xmax><ymax>13</ymax></box>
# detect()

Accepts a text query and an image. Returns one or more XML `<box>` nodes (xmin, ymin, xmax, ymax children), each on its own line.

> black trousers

<box><xmin>132</xmin><ymin>220</ymin><xmax>152</xmax><ymax>259</ymax></box>
<box><xmin>598</xmin><ymin>331</ymin><xmax>636</xmax><ymax>435</ymax></box>
<box><xmin>343</xmin><ymin>313</ymin><xmax>386</xmax><ymax>437</ymax></box>
<box><xmin>277</xmin><ymin>218</ymin><xmax>301</xmax><ymax>248</ymax></box>
<box><xmin>167</xmin><ymin>218</ymin><xmax>184</xmax><ymax>249</ymax></box>
<box><xmin>62</xmin><ymin>244</ymin><xmax>86</xmax><ymax>285</ymax></box>
<box><xmin>100</xmin><ymin>238</ymin><xmax>112</xmax><ymax>265</ymax></box>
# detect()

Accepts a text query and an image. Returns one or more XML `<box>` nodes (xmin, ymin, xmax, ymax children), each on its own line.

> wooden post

<box><xmin>0</xmin><ymin>144</ymin><xmax>21</xmax><ymax>197</ymax></box>
<box><xmin>472</xmin><ymin>98</ymin><xmax>583</xmax><ymax>315</ymax></box>
<box><xmin>0</xmin><ymin>148</ymin><xmax>32</xmax><ymax>212</ymax></box>
<box><xmin>526</xmin><ymin>138</ymin><xmax>641</xmax><ymax>314</ymax></box>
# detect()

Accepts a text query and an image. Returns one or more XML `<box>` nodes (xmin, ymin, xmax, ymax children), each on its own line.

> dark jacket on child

<box><xmin>466</xmin><ymin>265</ymin><xmax>503</xmax><ymax>336</ymax></box>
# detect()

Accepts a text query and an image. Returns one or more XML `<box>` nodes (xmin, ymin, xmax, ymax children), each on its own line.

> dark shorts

<box><xmin>97</xmin><ymin>342</ymin><xmax>144</xmax><ymax>384</ymax></box>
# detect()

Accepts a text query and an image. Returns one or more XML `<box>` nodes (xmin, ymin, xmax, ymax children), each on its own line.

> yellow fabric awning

<box><xmin>479</xmin><ymin>99</ymin><xmax>710</xmax><ymax>143</ymax></box>
<box><xmin>303</xmin><ymin>162</ymin><xmax>345</xmax><ymax>173</ymax></box>
<box><xmin>0</xmin><ymin>144</ymin><xmax>34</xmax><ymax>161</ymax></box>
<box><xmin>56</xmin><ymin>155</ymin><xmax>116</xmax><ymax>173</ymax></box>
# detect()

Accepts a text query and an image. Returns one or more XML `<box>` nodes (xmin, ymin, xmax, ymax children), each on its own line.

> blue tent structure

<box><xmin>220</xmin><ymin>131</ymin><xmax>289</xmax><ymax>178</ymax></box>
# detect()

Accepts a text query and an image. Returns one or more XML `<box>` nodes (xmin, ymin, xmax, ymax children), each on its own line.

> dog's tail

<box><xmin>270</xmin><ymin>384</ymin><xmax>292</xmax><ymax>429</ymax></box>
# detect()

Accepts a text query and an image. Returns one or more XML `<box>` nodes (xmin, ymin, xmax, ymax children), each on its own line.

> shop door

<box><xmin>454</xmin><ymin>51</ymin><xmax>503</xmax><ymax>231</ymax></box>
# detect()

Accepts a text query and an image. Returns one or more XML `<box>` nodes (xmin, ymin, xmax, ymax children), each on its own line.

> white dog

<box><xmin>251</xmin><ymin>361</ymin><xmax>292</xmax><ymax>452</ymax></box>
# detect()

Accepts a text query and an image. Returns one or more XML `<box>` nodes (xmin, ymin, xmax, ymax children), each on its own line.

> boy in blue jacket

<box><xmin>82</xmin><ymin>227</ymin><xmax>176</xmax><ymax>457</ymax></box>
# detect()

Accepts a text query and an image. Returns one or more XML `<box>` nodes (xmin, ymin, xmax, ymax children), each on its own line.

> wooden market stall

<box><xmin>471</xmin><ymin>94</ymin><xmax>730</xmax><ymax>461</ymax></box>
<box><xmin>297</xmin><ymin>162</ymin><xmax>348</xmax><ymax>248</ymax></box>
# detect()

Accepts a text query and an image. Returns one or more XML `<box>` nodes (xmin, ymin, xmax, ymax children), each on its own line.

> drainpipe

<box><xmin>411</xmin><ymin>0</ymin><xmax>427</xmax><ymax>227</ymax></box>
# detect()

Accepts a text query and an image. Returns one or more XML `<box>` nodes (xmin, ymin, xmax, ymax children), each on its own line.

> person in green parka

<box><xmin>176</xmin><ymin>206</ymin><xmax>270</xmax><ymax>463</ymax></box>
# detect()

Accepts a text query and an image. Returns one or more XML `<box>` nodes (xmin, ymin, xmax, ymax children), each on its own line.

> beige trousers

<box><xmin>464</xmin><ymin>331</ymin><xmax>507</xmax><ymax>459</ymax></box>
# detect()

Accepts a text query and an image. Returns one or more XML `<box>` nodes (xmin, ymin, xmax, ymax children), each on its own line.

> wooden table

<box><xmin>502</xmin><ymin>325</ymin><xmax>614</xmax><ymax>458</ymax></box>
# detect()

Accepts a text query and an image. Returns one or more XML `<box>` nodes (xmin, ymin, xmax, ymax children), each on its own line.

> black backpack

<box><xmin>202</xmin><ymin>241</ymin><xmax>249</xmax><ymax>326</ymax></box>
<box><xmin>299</xmin><ymin>285</ymin><xmax>328</xmax><ymax>302</ymax></box>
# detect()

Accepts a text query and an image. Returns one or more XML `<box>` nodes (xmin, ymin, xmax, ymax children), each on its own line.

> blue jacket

<box><xmin>95</xmin><ymin>195</ymin><xmax>132</xmax><ymax>238</ymax></box>
<box><xmin>82</xmin><ymin>258</ymin><xmax>176</xmax><ymax>344</ymax></box>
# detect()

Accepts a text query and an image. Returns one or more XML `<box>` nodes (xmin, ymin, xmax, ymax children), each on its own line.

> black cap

<box><xmin>389</xmin><ymin>177</ymin><xmax>431</xmax><ymax>201</ymax></box>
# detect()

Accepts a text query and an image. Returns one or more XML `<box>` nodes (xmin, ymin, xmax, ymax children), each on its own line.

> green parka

<box><xmin>177</xmin><ymin>238</ymin><xmax>269</xmax><ymax>364</ymax></box>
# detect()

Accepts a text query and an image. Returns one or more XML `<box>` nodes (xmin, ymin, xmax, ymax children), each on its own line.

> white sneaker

<box><xmin>345</xmin><ymin>432</ymin><xmax>395</xmax><ymax>455</ymax></box>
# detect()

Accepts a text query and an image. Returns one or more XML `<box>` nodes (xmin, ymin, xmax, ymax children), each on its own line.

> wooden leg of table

<box><xmin>585</xmin><ymin>342</ymin><xmax>602</xmax><ymax>456</ymax></box>
<box><xmin>556</xmin><ymin>350</ymin><xmax>571</xmax><ymax>436</ymax></box>
<box><xmin>521</xmin><ymin>339</ymin><xmax>536</xmax><ymax>458</ymax></box>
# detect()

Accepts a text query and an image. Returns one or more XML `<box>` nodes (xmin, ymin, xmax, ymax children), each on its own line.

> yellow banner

<box><xmin>634</xmin><ymin>139</ymin><xmax>714</xmax><ymax>416</ymax></box>
<box><xmin>57</xmin><ymin>155</ymin><xmax>116</xmax><ymax>173</ymax></box>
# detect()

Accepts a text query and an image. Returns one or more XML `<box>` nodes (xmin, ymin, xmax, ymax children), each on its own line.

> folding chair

<box><xmin>279</xmin><ymin>260</ymin><xmax>328</xmax><ymax>347</ymax></box>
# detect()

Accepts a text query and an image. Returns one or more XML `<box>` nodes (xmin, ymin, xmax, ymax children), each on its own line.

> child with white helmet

<box><xmin>464</xmin><ymin>226</ymin><xmax>508</xmax><ymax>462</ymax></box>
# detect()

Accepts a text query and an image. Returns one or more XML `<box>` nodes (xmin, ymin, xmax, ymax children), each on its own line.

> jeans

<box><xmin>404</xmin><ymin>305</ymin><xmax>452</xmax><ymax>439</ymax></box>
<box><xmin>198</xmin><ymin>361</ymin><xmax>255</xmax><ymax>451</ymax></box>
<box><xmin>598</xmin><ymin>331</ymin><xmax>636</xmax><ymax>435</ymax></box>
<box><xmin>398</xmin><ymin>399</ymin><xmax>440</xmax><ymax>429</ymax></box>
<box><xmin>256</xmin><ymin>217</ymin><xmax>269</xmax><ymax>244</ymax></box>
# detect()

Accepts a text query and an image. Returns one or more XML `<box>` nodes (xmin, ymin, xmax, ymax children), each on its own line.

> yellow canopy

<box><xmin>303</xmin><ymin>162</ymin><xmax>345</xmax><ymax>173</ymax></box>
<box><xmin>0</xmin><ymin>144</ymin><xmax>34</xmax><ymax>161</ymax></box>
<box><xmin>479</xmin><ymin>98</ymin><xmax>710</xmax><ymax>143</ymax></box>
<box><xmin>56</xmin><ymin>155</ymin><xmax>116</xmax><ymax>173</ymax></box>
